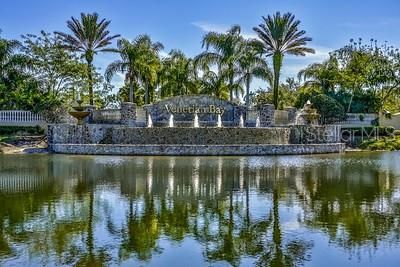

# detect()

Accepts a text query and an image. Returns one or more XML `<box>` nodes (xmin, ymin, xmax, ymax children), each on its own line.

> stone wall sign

<box><xmin>165</xmin><ymin>104</ymin><xmax>225</xmax><ymax>115</ymax></box>
<box><xmin>144</xmin><ymin>95</ymin><xmax>239</xmax><ymax>125</ymax></box>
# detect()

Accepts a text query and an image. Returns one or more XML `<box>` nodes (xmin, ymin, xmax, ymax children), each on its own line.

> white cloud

<box><xmin>282</xmin><ymin>45</ymin><xmax>332</xmax><ymax>77</ymax></box>
<box><xmin>289</xmin><ymin>45</ymin><xmax>332</xmax><ymax>62</ymax></box>
<box><xmin>340</xmin><ymin>18</ymin><xmax>400</xmax><ymax>29</ymax></box>
<box><xmin>159</xmin><ymin>50</ymin><xmax>169</xmax><ymax>59</ymax></box>
<box><xmin>192</xmin><ymin>21</ymin><xmax>257</xmax><ymax>39</ymax></box>
<box><xmin>111</xmin><ymin>73</ymin><xmax>125</xmax><ymax>91</ymax></box>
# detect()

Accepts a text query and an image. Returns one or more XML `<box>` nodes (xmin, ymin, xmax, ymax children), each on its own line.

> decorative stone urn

<box><xmin>69</xmin><ymin>100</ymin><xmax>90</xmax><ymax>125</ymax></box>
<box><xmin>295</xmin><ymin>100</ymin><xmax>320</xmax><ymax>125</ymax></box>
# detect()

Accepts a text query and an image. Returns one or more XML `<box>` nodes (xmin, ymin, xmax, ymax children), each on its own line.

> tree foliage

<box><xmin>309</xmin><ymin>94</ymin><xmax>346</xmax><ymax>124</ymax></box>
<box><xmin>159</xmin><ymin>50</ymin><xmax>199</xmax><ymax>98</ymax></box>
<box><xmin>195</xmin><ymin>25</ymin><xmax>244</xmax><ymax>101</ymax></box>
<box><xmin>21</xmin><ymin>31</ymin><xmax>87</xmax><ymax>98</ymax></box>
<box><xmin>0</xmin><ymin>33</ymin><xmax>61</xmax><ymax>112</ymax></box>
<box><xmin>298</xmin><ymin>39</ymin><xmax>400</xmax><ymax>113</ymax></box>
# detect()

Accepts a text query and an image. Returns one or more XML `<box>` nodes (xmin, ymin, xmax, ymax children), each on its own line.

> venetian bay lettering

<box><xmin>165</xmin><ymin>104</ymin><xmax>224</xmax><ymax>115</ymax></box>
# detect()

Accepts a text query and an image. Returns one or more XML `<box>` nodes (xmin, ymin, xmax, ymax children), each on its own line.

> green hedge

<box><xmin>0</xmin><ymin>126</ymin><xmax>45</xmax><ymax>135</ymax></box>
<box><xmin>359</xmin><ymin>136</ymin><xmax>400</xmax><ymax>151</ymax></box>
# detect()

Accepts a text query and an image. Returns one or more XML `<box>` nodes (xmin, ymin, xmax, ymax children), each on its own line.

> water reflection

<box><xmin>0</xmin><ymin>153</ymin><xmax>399</xmax><ymax>266</ymax></box>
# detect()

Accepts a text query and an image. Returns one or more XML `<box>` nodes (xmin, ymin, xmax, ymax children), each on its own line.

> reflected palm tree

<box><xmin>256</xmin><ymin>188</ymin><xmax>313</xmax><ymax>267</ymax></box>
<box><xmin>2</xmin><ymin>154</ymin><xmax>400</xmax><ymax>266</ymax></box>
<box><xmin>120</xmin><ymin>195</ymin><xmax>161</xmax><ymax>261</ymax></box>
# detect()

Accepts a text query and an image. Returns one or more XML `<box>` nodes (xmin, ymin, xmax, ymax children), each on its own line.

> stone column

<box><xmin>259</xmin><ymin>104</ymin><xmax>275</xmax><ymax>127</ymax></box>
<box><xmin>233</xmin><ymin>106</ymin><xmax>247</xmax><ymax>126</ymax></box>
<box><xmin>85</xmin><ymin>105</ymin><xmax>96</xmax><ymax>124</ymax></box>
<box><xmin>121</xmin><ymin>102</ymin><xmax>136</xmax><ymax>126</ymax></box>
<box><xmin>284</xmin><ymin>107</ymin><xmax>297</xmax><ymax>124</ymax></box>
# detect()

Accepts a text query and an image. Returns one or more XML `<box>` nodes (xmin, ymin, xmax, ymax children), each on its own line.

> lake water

<box><xmin>0</xmin><ymin>152</ymin><xmax>400</xmax><ymax>266</ymax></box>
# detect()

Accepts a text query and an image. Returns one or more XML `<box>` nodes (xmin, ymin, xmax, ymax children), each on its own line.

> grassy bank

<box><xmin>359</xmin><ymin>136</ymin><xmax>400</xmax><ymax>151</ymax></box>
<box><xmin>0</xmin><ymin>126</ymin><xmax>47</xmax><ymax>154</ymax></box>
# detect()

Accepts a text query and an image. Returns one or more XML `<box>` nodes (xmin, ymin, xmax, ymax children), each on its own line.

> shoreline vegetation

<box><xmin>360</xmin><ymin>136</ymin><xmax>400</xmax><ymax>151</ymax></box>
<box><xmin>0</xmin><ymin>126</ymin><xmax>47</xmax><ymax>154</ymax></box>
<box><xmin>0</xmin><ymin>135</ymin><xmax>47</xmax><ymax>154</ymax></box>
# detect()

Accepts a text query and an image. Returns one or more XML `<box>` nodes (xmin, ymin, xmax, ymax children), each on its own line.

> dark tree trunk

<box><xmin>272</xmin><ymin>53</ymin><xmax>283</xmax><ymax>109</ymax></box>
<box><xmin>87</xmin><ymin>60</ymin><xmax>94</xmax><ymax>106</ymax></box>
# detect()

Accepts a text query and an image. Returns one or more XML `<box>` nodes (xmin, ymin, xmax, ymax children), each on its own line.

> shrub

<box><xmin>0</xmin><ymin>126</ymin><xmax>44</xmax><ymax>136</ymax></box>
<box><xmin>359</xmin><ymin>136</ymin><xmax>400</xmax><ymax>151</ymax></box>
<box><xmin>311</xmin><ymin>94</ymin><xmax>346</xmax><ymax>124</ymax></box>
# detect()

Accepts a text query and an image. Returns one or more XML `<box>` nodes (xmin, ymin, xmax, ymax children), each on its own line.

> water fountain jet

<box><xmin>169</xmin><ymin>114</ymin><xmax>174</xmax><ymax>127</ymax></box>
<box><xmin>147</xmin><ymin>114</ymin><xmax>153</xmax><ymax>128</ymax></box>
<box><xmin>217</xmin><ymin>114</ymin><xmax>222</xmax><ymax>128</ymax></box>
<box><xmin>239</xmin><ymin>115</ymin><xmax>244</xmax><ymax>128</ymax></box>
<box><xmin>193</xmin><ymin>113</ymin><xmax>199</xmax><ymax>128</ymax></box>
<box><xmin>255</xmin><ymin>116</ymin><xmax>260</xmax><ymax>128</ymax></box>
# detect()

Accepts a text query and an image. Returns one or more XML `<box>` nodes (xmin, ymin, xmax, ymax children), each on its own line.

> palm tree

<box><xmin>253</xmin><ymin>12</ymin><xmax>315</xmax><ymax>108</ymax></box>
<box><xmin>200</xmin><ymin>70</ymin><xmax>231</xmax><ymax>100</ymax></box>
<box><xmin>105</xmin><ymin>38</ymin><xmax>140</xmax><ymax>103</ymax></box>
<box><xmin>298</xmin><ymin>58</ymin><xmax>339</xmax><ymax>93</ymax></box>
<box><xmin>195</xmin><ymin>25</ymin><xmax>243</xmax><ymax>101</ymax></box>
<box><xmin>105</xmin><ymin>35</ymin><xmax>163</xmax><ymax>104</ymax></box>
<box><xmin>135</xmin><ymin>36</ymin><xmax>163</xmax><ymax>104</ymax></box>
<box><xmin>159</xmin><ymin>50</ymin><xmax>199</xmax><ymax>98</ymax></box>
<box><xmin>55</xmin><ymin>12</ymin><xmax>120</xmax><ymax>105</ymax></box>
<box><xmin>237</xmin><ymin>40</ymin><xmax>273</xmax><ymax>109</ymax></box>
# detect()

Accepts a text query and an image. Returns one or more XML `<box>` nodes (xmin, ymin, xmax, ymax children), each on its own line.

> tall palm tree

<box><xmin>200</xmin><ymin>70</ymin><xmax>232</xmax><ymax>100</ymax></box>
<box><xmin>253</xmin><ymin>12</ymin><xmax>315</xmax><ymax>108</ymax></box>
<box><xmin>105</xmin><ymin>35</ymin><xmax>163</xmax><ymax>104</ymax></box>
<box><xmin>195</xmin><ymin>25</ymin><xmax>243</xmax><ymax>101</ymax></box>
<box><xmin>135</xmin><ymin>36</ymin><xmax>163</xmax><ymax>104</ymax></box>
<box><xmin>105</xmin><ymin>38</ymin><xmax>141</xmax><ymax>103</ymax></box>
<box><xmin>298</xmin><ymin>58</ymin><xmax>339</xmax><ymax>93</ymax></box>
<box><xmin>159</xmin><ymin>50</ymin><xmax>199</xmax><ymax>98</ymax></box>
<box><xmin>55</xmin><ymin>13</ymin><xmax>120</xmax><ymax>105</ymax></box>
<box><xmin>237</xmin><ymin>40</ymin><xmax>273</xmax><ymax>109</ymax></box>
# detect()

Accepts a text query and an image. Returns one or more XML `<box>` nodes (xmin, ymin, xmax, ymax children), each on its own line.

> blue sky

<box><xmin>2</xmin><ymin>0</ymin><xmax>400</xmax><ymax>92</ymax></box>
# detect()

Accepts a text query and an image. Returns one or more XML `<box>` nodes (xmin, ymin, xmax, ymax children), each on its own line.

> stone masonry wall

<box><xmin>259</xmin><ymin>104</ymin><xmax>275</xmax><ymax>127</ymax></box>
<box><xmin>48</xmin><ymin>124</ymin><xmax>344</xmax><ymax>156</ymax></box>
<box><xmin>51</xmin><ymin>143</ymin><xmax>345</xmax><ymax>156</ymax></box>
<box><xmin>120</xmin><ymin>102</ymin><xmax>136</xmax><ymax>126</ymax></box>
<box><xmin>290</xmin><ymin>125</ymin><xmax>341</xmax><ymax>144</ymax></box>
<box><xmin>49</xmin><ymin>124</ymin><xmax>291</xmax><ymax>145</ymax></box>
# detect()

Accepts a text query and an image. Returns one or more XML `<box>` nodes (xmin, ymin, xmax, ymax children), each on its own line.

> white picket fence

<box><xmin>333</xmin><ymin>113</ymin><xmax>378</xmax><ymax>128</ymax></box>
<box><xmin>0</xmin><ymin>173</ymin><xmax>46</xmax><ymax>192</ymax></box>
<box><xmin>0</xmin><ymin>110</ymin><xmax>45</xmax><ymax>126</ymax></box>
